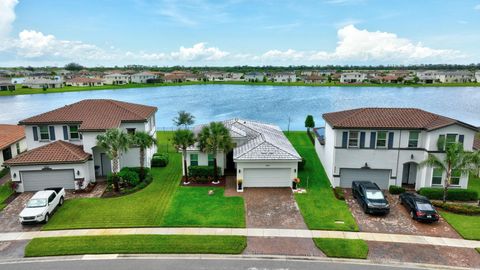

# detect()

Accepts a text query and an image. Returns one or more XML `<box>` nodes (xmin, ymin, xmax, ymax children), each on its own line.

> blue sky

<box><xmin>1</xmin><ymin>0</ymin><xmax>480</xmax><ymax>66</ymax></box>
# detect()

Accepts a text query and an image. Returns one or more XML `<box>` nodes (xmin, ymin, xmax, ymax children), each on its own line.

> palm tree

<box><xmin>131</xmin><ymin>131</ymin><xmax>157</xmax><ymax>180</ymax></box>
<box><xmin>197</xmin><ymin>122</ymin><xmax>233</xmax><ymax>184</ymax></box>
<box><xmin>96</xmin><ymin>129</ymin><xmax>130</xmax><ymax>191</ymax></box>
<box><xmin>420</xmin><ymin>142</ymin><xmax>479</xmax><ymax>203</ymax></box>
<box><xmin>173</xmin><ymin>129</ymin><xmax>196</xmax><ymax>184</ymax></box>
<box><xmin>173</xmin><ymin>111</ymin><xmax>195</xmax><ymax>128</ymax></box>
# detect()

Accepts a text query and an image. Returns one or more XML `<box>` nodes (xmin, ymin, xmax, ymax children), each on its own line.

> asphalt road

<box><xmin>0</xmin><ymin>257</ymin><xmax>442</xmax><ymax>270</ymax></box>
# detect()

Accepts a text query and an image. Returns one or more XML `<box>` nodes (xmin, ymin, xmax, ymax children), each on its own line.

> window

<box><xmin>376</xmin><ymin>131</ymin><xmax>387</xmax><ymax>148</ymax></box>
<box><xmin>190</xmin><ymin>154</ymin><xmax>198</xmax><ymax>166</ymax></box>
<box><xmin>408</xmin><ymin>131</ymin><xmax>419</xmax><ymax>148</ymax></box>
<box><xmin>432</xmin><ymin>168</ymin><xmax>443</xmax><ymax>185</ymax></box>
<box><xmin>126</xmin><ymin>128</ymin><xmax>136</xmax><ymax>135</ymax></box>
<box><xmin>208</xmin><ymin>154</ymin><xmax>215</xmax><ymax>166</ymax></box>
<box><xmin>445</xmin><ymin>134</ymin><xmax>457</xmax><ymax>149</ymax></box>
<box><xmin>69</xmin><ymin>125</ymin><xmax>79</xmax><ymax>140</ymax></box>
<box><xmin>39</xmin><ymin>125</ymin><xmax>50</xmax><ymax>140</ymax></box>
<box><xmin>16</xmin><ymin>142</ymin><xmax>21</xmax><ymax>155</ymax></box>
<box><xmin>348</xmin><ymin>131</ymin><xmax>359</xmax><ymax>147</ymax></box>
<box><xmin>451</xmin><ymin>170</ymin><xmax>461</xmax><ymax>185</ymax></box>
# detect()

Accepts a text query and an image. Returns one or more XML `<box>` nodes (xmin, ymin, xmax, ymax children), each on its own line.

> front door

<box><xmin>402</xmin><ymin>163</ymin><xmax>417</xmax><ymax>185</ymax></box>
<box><xmin>2</xmin><ymin>147</ymin><xmax>12</xmax><ymax>161</ymax></box>
<box><xmin>100</xmin><ymin>153</ymin><xmax>112</xmax><ymax>176</ymax></box>
<box><xmin>226</xmin><ymin>150</ymin><xmax>235</xmax><ymax>171</ymax></box>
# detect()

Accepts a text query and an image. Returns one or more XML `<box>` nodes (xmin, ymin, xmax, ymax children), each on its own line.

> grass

<box><xmin>0</xmin><ymin>181</ymin><xmax>14</xmax><ymax>211</ymax></box>
<box><xmin>286</xmin><ymin>131</ymin><xmax>358</xmax><ymax>231</ymax></box>
<box><xmin>42</xmin><ymin>131</ymin><xmax>245</xmax><ymax>230</ymax></box>
<box><xmin>313</xmin><ymin>238</ymin><xmax>368</xmax><ymax>259</ymax></box>
<box><xmin>24</xmin><ymin>235</ymin><xmax>247</xmax><ymax>257</ymax></box>
<box><xmin>2</xmin><ymin>80</ymin><xmax>479</xmax><ymax>97</ymax></box>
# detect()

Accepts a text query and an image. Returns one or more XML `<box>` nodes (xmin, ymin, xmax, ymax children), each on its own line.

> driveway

<box><xmin>344</xmin><ymin>189</ymin><xmax>460</xmax><ymax>238</ymax></box>
<box><xmin>0</xmin><ymin>193</ymin><xmax>42</xmax><ymax>232</ymax></box>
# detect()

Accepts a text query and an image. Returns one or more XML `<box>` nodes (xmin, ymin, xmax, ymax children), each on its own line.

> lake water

<box><xmin>0</xmin><ymin>85</ymin><xmax>479</xmax><ymax>130</ymax></box>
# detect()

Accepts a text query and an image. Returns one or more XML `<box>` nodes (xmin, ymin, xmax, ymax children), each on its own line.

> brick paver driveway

<box><xmin>0</xmin><ymin>193</ymin><xmax>42</xmax><ymax>232</ymax></box>
<box><xmin>344</xmin><ymin>189</ymin><xmax>460</xmax><ymax>238</ymax></box>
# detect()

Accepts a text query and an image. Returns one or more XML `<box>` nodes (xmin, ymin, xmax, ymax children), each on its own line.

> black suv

<box><xmin>352</xmin><ymin>181</ymin><xmax>390</xmax><ymax>215</ymax></box>
<box><xmin>399</xmin><ymin>192</ymin><xmax>439</xmax><ymax>222</ymax></box>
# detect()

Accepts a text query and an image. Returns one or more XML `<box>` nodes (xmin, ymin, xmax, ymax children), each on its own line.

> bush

<box><xmin>432</xmin><ymin>201</ymin><xmax>480</xmax><ymax>215</ymax></box>
<box><xmin>118</xmin><ymin>168</ymin><xmax>140</xmax><ymax>186</ymax></box>
<box><xmin>389</xmin><ymin>185</ymin><xmax>406</xmax><ymax>195</ymax></box>
<box><xmin>298</xmin><ymin>157</ymin><xmax>307</xmax><ymax>171</ymax></box>
<box><xmin>151</xmin><ymin>153</ymin><xmax>169</xmax><ymax>167</ymax></box>
<box><xmin>418</xmin><ymin>188</ymin><xmax>478</xmax><ymax>201</ymax></box>
<box><xmin>188</xmin><ymin>166</ymin><xmax>221</xmax><ymax>183</ymax></box>
<box><xmin>333</xmin><ymin>187</ymin><xmax>345</xmax><ymax>200</ymax></box>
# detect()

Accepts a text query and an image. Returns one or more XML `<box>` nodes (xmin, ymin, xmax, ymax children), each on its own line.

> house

<box><xmin>340</xmin><ymin>72</ymin><xmax>366</xmax><ymax>83</ymax></box>
<box><xmin>65</xmin><ymin>77</ymin><xmax>104</xmax><ymax>87</ymax></box>
<box><xmin>184</xmin><ymin>119</ymin><xmax>301</xmax><ymax>189</ymax></box>
<box><xmin>23</xmin><ymin>78</ymin><xmax>63</xmax><ymax>89</ymax></box>
<box><xmin>304</xmin><ymin>75</ymin><xmax>327</xmax><ymax>84</ymax></box>
<box><xmin>314</xmin><ymin>108</ymin><xmax>478</xmax><ymax>190</ymax></box>
<box><xmin>244</xmin><ymin>72</ymin><xmax>264</xmax><ymax>82</ymax></box>
<box><xmin>437</xmin><ymin>71</ymin><xmax>474</xmax><ymax>83</ymax></box>
<box><xmin>204</xmin><ymin>71</ymin><xmax>225</xmax><ymax>81</ymax></box>
<box><xmin>0</xmin><ymin>125</ymin><xmax>27</xmax><ymax>169</ymax></box>
<box><xmin>273</xmin><ymin>72</ymin><xmax>297</xmax><ymax>83</ymax></box>
<box><xmin>475</xmin><ymin>71</ymin><xmax>480</xmax><ymax>83</ymax></box>
<box><xmin>415</xmin><ymin>70</ymin><xmax>441</xmax><ymax>84</ymax></box>
<box><xmin>4</xmin><ymin>99</ymin><xmax>157</xmax><ymax>192</ymax></box>
<box><xmin>103</xmin><ymin>73</ymin><xmax>130</xmax><ymax>85</ymax></box>
<box><xmin>374</xmin><ymin>75</ymin><xmax>401</xmax><ymax>84</ymax></box>
<box><xmin>130</xmin><ymin>72</ymin><xmax>158</xmax><ymax>84</ymax></box>
<box><xmin>0</xmin><ymin>79</ymin><xmax>15</xmax><ymax>91</ymax></box>
<box><xmin>224</xmin><ymin>72</ymin><xmax>243</xmax><ymax>81</ymax></box>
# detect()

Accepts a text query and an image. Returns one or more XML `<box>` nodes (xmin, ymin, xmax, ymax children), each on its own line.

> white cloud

<box><xmin>0</xmin><ymin>0</ymin><xmax>18</xmax><ymax>38</ymax></box>
<box><xmin>170</xmin><ymin>43</ymin><xmax>229</xmax><ymax>61</ymax></box>
<box><xmin>261</xmin><ymin>49</ymin><xmax>305</xmax><ymax>61</ymax></box>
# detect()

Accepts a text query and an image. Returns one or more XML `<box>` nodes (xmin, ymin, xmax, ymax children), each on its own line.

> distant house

<box><xmin>437</xmin><ymin>71</ymin><xmax>474</xmax><ymax>83</ymax></box>
<box><xmin>224</xmin><ymin>72</ymin><xmax>243</xmax><ymax>81</ymax></box>
<box><xmin>340</xmin><ymin>72</ymin><xmax>366</xmax><ymax>83</ymax></box>
<box><xmin>65</xmin><ymin>77</ymin><xmax>104</xmax><ymax>87</ymax></box>
<box><xmin>273</xmin><ymin>72</ymin><xmax>296</xmax><ymax>83</ymax></box>
<box><xmin>374</xmin><ymin>75</ymin><xmax>401</xmax><ymax>84</ymax></box>
<box><xmin>0</xmin><ymin>79</ymin><xmax>15</xmax><ymax>91</ymax></box>
<box><xmin>415</xmin><ymin>70</ymin><xmax>441</xmax><ymax>84</ymax></box>
<box><xmin>204</xmin><ymin>71</ymin><xmax>225</xmax><ymax>81</ymax></box>
<box><xmin>244</xmin><ymin>72</ymin><xmax>264</xmax><ymax>82</ymax></box>
<box><xmin>304</xmin><ymin>75</ymin><xmax>327</xmax><ymax>84</ymax></box>
<box><xmin>0</xmin><ymin>124</ymin><xmax>27</xmax><ymax>169</ymax></box>
<box><xmin>130</xmin><ymin>71</ymin><xmax>158</xmax><ymax>84</ymax></box>
<box><xmin>103</xmin><ymin>73</ymin><xmax>130</xmax><ymax>85</ymax></box>
<box><xmin>23</xmin><ymin>77</ymin><xmax>63</xmax><ymax>89</ymax></box>
<box><xmin>476</xmin><ymin>71</ymin><xmax>480</xmax><ymax>83</ymax></box>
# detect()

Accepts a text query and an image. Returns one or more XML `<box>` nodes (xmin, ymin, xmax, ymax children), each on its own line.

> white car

<box><xmin>19</xmin><ymin>188</ymin><xmax>65</xmax><ymax>224</ymax></box>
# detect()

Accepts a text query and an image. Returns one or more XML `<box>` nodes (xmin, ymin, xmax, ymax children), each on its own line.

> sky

<box><xmin>0</xmin><ymin>0</ymin><xmax>480</xmax><ymax>67</ymax></box>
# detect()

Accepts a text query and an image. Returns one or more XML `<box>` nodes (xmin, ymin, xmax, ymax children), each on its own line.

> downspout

<box><xmin>395</xmin><ymin>130</ymin><xmax>402</xmax><ymax>186</ymax></box>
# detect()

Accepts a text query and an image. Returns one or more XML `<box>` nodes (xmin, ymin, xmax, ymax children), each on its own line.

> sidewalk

<box><xmin>1</xmin><ymin>227</ymin><xmax>479</xmax><ymax>249</ymax></box>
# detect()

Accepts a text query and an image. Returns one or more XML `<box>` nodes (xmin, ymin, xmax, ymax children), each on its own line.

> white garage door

<box><xmin>21</xmin><ymin>170</ymin><xmax>75</xmax><ymax>191</ymax></box>
<box><xmin>243</xmin><ymin>168</ymin><xmax>291</xmax><ymax>188</ymax></box>
<box><xmin>340</xmin><ymin>168</ymin><xmax>390</xmax><ymax>190</ymax></box>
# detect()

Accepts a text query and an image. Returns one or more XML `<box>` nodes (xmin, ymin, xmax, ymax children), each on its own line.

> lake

<box><xmin>0</xmin><ymin>85</ymin><xmax>479</xmax><ymax>130</ymax></box>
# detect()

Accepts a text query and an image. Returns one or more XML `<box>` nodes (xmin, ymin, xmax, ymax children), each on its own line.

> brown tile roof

<box><xmin>66</xmin><ymin>77</ymin><xmax>103</xmax><ymax>84</ymax></box>
<box><xmin>0</xmin><ymin>125</ymin><xmax>25</xmax><ymax>150</ymax></box>
<box><xmin>323</xmin><ymin>108</ymin><xmax>478</xmax><ymax>131</ymax></box>
<box><xmin>19</xmin><ymin>99</ymin><xmax>157</xmax><ymax>131</ymax></box>
<box><xmin>4</xmin><ymin>140</ymin><xmax>91</xmax><ymax>166</ymax></box>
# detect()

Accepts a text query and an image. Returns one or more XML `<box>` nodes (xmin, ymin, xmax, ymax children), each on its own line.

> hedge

<box><xmin>432</xmin><ymin>201</ymin><xmax>480</xmax><ymax>215</ymax></box>
<box><xmin>188</xmin><ymin>166</ymin><xmax>222</xmax><ymax>183</ymax></box>
<box><xmin>418</xmin><ymin>188</ymin><xmax>478</xmax><ymax>201</ymax></box>
<box><xmin>389</xmin><ymin>185</ymin><xmax>406</xmax><ymax>195</ymax></box>
<box><xmin>152</xmin><ymin>153</ymin><xmax>169</xmax><ymax>167</ymax></box>
<box><xmin>118</xmin><ymin>168</ymin><xmax>140</xmax><ymax>186</ymax></box>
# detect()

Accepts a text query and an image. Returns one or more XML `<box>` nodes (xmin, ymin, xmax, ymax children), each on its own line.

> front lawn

<box><xmin>0</xmin><ymin>182</ymin><xmax>14</xmax><ymax>211</ymax></box>
<box><xmin>43</xmin><ymin>131</ymin><xmax>245</xmax><ymax>230</ymax></box>
<box><xmin>313</xmin><ymin>238</ymin><xmax>368</xmax><ymax>259</ymax></box>
<box><xmin>440</xmin><ymin>211</ymin><xmax>480</xmax><ymax>240</ymax></box>
<box><xmin>286</xmin><ymin>132</ymin><xmax>358</xmax><ymax>231</ymax></box>
<box><xmin>25</xmin><ymin>235</ymin><xmax>247</xmax><ymax>257</ymax></box>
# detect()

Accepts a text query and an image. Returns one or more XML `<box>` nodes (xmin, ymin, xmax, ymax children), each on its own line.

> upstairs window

<box><xmin>408</xmin><ymin>131</ymin><xmax>420</xmax><ymax>148</ymax></box>
<box><xmin>376</xmin><ymin>131</ymin><xmax>387</xmax><ymax>148</ymax></box>
<box><xmin>348</xmin><ymin>131</ymin><xmax>359</xmax><ymax>147</ymax></box>
<box><xmin>39</xmin><ymin>125</ymin><xmax>50</xmax><ymax>140</ymax></box>
<box><xmin>16</xmin><ymin>142</ymin><xmax>21</xmax><ymax>155</ymax></box>
<box><xmin>190</xmin><ymin>154</ymin><xmax>198</xmax><ymax>166</ymax></box>
<box><xmin>445</xmin><ymin>134</ymin><xmax>457</xmax><ymax>149</ymax></box>
<box><xmin>127</xmin><ymin>128</ymin><xmax>136</xmax><ymax>135</ymax></box>
<box><xmin>69</xmin><ymin>125</ymin><xmax>80</xmax><ymax>140</ymax></box>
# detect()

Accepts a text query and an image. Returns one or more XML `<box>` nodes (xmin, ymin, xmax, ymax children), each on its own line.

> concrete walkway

<box><xmin>1</xmin><ymin>227</ymin><xmax>479</xmax><ymax>249</ymax></box>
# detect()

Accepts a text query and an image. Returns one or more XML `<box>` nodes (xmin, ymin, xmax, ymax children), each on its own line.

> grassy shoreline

<box><xmin>1</xmin><ymin>81</ymin><xmax>479</xmax><ymax>97</ymax></box>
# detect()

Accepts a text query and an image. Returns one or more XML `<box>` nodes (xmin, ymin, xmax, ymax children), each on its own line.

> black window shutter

<box><xmin>32</xmin><ymin>126</ymin><xmax>38</xmax><ymax>141</ymax></box>
<box><xmin>458</xmin><ymin>134</ymin><xmax>464</xmax><ymax>144</ymax></box>
<box><xmin>370</xmin><ymin>132</ymin><xmax>376</xmax><ymax>148</ymax></box>
<box><xmin>49</xmin><ymin>126</ymin><xmax>56</xmax><ymax>140</ymax></box>
<box><xmin>63</xmin><ymin>126</ymin><xmax>68</xmax><ymax>140</ymax></box>
<box><xmin>341</xmin><ymin>131</ymin><xmax>348</xmax><ymax>148</ymax></box>
<box><xmin>360</xmin><ymin>132</ymin><xmax>366</xmax><ymax>148</ymax></box>
<box><xmin>388</xmin><ymin>132</ymin><xmax>394</xmax><ymax>149</ymax></box>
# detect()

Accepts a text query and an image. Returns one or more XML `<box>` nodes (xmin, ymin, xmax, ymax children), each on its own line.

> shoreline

<box><xmin>1</xmin><ymin>81</ymin><xmax>479</xmax><ymax>97</ymax></box>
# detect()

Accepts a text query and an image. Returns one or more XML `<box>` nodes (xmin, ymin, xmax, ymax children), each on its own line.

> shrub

<box><xmin>298</xmin><ymin>157</ymin><xmax>307</xmax><ymax>171</ymax></box>
<box><xmin>188</xmin><ymin>166</ymin><xmax>221</xmax><ymax>182</ymax></box>
<box><xmin>118</xmin><ymin>168</ymin><xmax>140</xmax><ymax>186</ymax></box>
<box><xmin>432</xmin><ymin>201</ymin><xmax>480</xmax><ymax>215</ymax></box>
<box><xmin>389</xmin><ymin>185</ymin><xmax>406</xmax><ymax>195</ymax></box>
<box><xmin>333</xmin><ymin>187</ymin><xmax>345</xmax><ymax>200</ymax></box>
<box><xmin>151</xmin><ymin>153</ymin><xmax>169</xmax><ymax>167</ymax></box>
<box><xmin>418</xmin><ymin>188</ymin><xmax>478</xmax><ymax>201</ymax></box>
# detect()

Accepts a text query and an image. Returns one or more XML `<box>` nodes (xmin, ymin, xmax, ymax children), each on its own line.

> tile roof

<box><xmin>66</xmin><ymin>77</ymin><xmax>103</xmax><ymax>83</ymax></box>
<box><xmin>4</xmin><ymin>140</ymin><xmax>91</xmax><ymax>166</ymax></box>
<box><xmin>19</xmin><ymin>99</ymin><xmax>157</xmax><ymax>131</ymax></box>
<box><xmin>0</xmin><ymin>125</ymin><xmax>25</xmax><ymax>150</ymax></box>
<box><xmin>323</xmin><ymin>108</ymin><xmax>478</xmax><ymax>131</ymax></box>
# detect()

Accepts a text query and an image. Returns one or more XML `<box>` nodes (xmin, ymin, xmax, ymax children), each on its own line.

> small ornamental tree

<box><xmin>305</xmin><ymin>115</ymin><xmax>315</xmax><ymax>133</ymax></box>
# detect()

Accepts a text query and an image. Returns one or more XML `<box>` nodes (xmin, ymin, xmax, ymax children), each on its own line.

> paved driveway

<box><xmin>0</xmin><ymin>193</ymin><xmax>42</xmax><ymax>232</ymax></box>
<box><xmin>344</xmin><ymin>189</ymin><xmax>460</xmax><ymax>238</ymax></box>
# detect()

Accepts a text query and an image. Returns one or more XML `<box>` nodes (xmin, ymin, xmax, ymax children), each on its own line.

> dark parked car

<box><xmin>399</xmin><ymin>192</ymin><xmax>439</xmax><ymax>222</ymax></box>
<box><xmin>352</xmin><ymin>181</ymin><xmax>390</xmax><ymax>215</ymax></box>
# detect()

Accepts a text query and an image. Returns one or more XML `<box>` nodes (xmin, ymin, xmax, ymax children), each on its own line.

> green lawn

<box><xmin>313</xmin><ymin>238</ymin><xmax>368</xmax><ymax>259</ymax></box>
<box><xmin>0</xmin><ymin>181</ymin><xmax>14</xmax><ymax>211</ymax></box>
<box><xmin>286</xmin><ymin>132</ymin><xmax>358</xmax><ymax>231</ymax></box>
<box><xmin>43</xmin><ymin>131</ymin><xmax>245</xmax><ymax>230</ymax></box>
<box><xmin>25</xmin><ymin>235</ymin><xmax>247</xmax><ymax>257</ymax></box>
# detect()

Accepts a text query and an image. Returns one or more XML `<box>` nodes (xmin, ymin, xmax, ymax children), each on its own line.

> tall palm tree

<box><xmin>173</xmin><ymin>129</ymin><xmax>196</xmax><ymax>184</ymax></box>
<box><xmin>197</xmin><ymin>122</ymin><xmax>233</xmax><ymax>184</ymax></box>
<box><xmin>131</xmin><ymin>131</ymin><xmax>157</xmax><ymax>180</ymax></box>
<box><xmin>420</xmin><ymin>142</ymin><xmax>479</xmax><ymax>203</ymax></box>
<box><xmin>96</xmin><ymin>129</ymin><xmax>130</xmax><ymax>191</ymax></box>
<box><xmin>173</xmin><ymin>110</ymin><xmax>195</xmax><ymax>128</ymax></box>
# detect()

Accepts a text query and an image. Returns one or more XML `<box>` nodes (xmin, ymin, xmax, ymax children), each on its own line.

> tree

<box><xmin>420</xmin><ymin>142</ymin><xmax>479</xmax><ymax>203</ymax></box>
<box><xmin>197</xmin><ymin>122</ymin><xmax>233</xmax><ymax>184</ymax></box>
<box><xmin>173</xmin><ymin>110</ymin><xmax>195</xmax><ymax>128</ymax></box>
<box><xmin>173</xmin><ymin>129</ymin><xmax>196</xmax><ymax>184</ymax></box>
<box><xmin>305</xmin><ymin>115</ymin><xmax>315</xmax><ymax>133</ymax></box>
<box><xmin>64</xmin><ymin>62</ymin><xmax>84</xmax><ymax>72</ymax></box>
<box><xmin>131</xmin><ymin>131</ymin><xmax>157</xmax><ymax>180</ymax></box>
<box><xmin>96</xmin><ymin>129</ymin><xmax>130</xmax><ymax>191</ymax></box>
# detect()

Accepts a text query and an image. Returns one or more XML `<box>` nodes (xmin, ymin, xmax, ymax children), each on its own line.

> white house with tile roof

<box><xmin>183</xmin><ymin>119</ymin><xmax>301</xmax><ymax>189</ymax></box>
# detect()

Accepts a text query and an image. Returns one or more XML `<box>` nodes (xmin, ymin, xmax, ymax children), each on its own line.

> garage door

<box><xmin>340</xmin><ymin>168</ymin><xmax>390</xmax><ymax>189</ymax></box>
<box><xmin>243</xmin><ymin>168</ymin><xmax>291</xmax><ymax>188</ymax></box>
<box><xmin>21</xmin><ymin>170</ymin><xmax>75</xmax><ymax>191</ymax></box>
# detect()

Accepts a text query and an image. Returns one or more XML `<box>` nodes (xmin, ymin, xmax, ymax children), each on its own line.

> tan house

<box><xmin>0</xmin><ymin>125</ymin><xmax>27</xmax><ymax>169</ymax></box>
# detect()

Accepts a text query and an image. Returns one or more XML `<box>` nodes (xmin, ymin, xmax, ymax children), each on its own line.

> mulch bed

<box><xmin>180</xmin><ymin>177</ymin><xmax>226</xmax><ymax>187</ymax></box>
